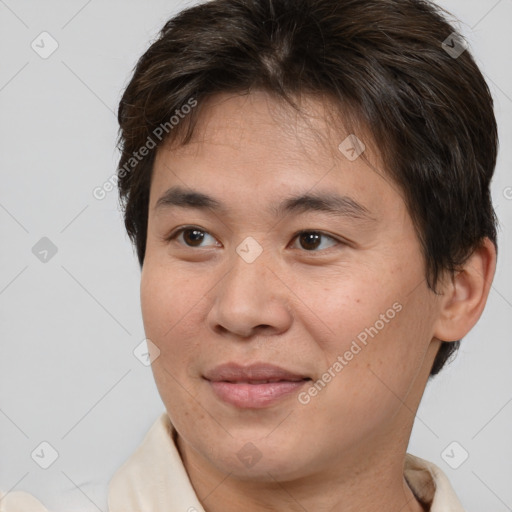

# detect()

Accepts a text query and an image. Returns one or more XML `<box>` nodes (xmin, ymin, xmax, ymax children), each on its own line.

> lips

<box><xmin>204</xmin><ymin>363</ymin><xmax>311</xmax><ymax>408</ymax></box>
<box><xmin>204</xmin><ymin>362</ymin><xmax>310</xmax><ymax>383</ymax></box>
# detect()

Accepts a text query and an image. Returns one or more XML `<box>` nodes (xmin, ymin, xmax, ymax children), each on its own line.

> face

<box><xmin>141</xmin><ymin>90</ymin><xmax>443</xmax><ymax>481</ymax></box>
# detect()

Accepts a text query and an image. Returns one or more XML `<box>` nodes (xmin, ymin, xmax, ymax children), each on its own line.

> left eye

<box><xmin>166</xmin><ymin>227</ymin><xmax>340</xmax><ymax>251</ymax></box>
<box><xmin>290</xmin><ymin>231</ymin><xmax>340</xmax><ymax>251</ymax></box>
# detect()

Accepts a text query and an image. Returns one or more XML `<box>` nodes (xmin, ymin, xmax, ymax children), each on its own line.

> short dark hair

<box><xmin>116</xmin><ymin>0</ymin><xmax>498</xmax><ymax>376</ymax></box>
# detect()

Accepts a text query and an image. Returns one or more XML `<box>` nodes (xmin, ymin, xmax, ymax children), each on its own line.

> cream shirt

<box><xmin>0</xmin><ymin>413</ymin><xmax>466</xmax><ymax>511</ymax></box>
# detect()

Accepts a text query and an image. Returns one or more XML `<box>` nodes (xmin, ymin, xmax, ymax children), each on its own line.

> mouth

<box><xmin>204</xmin><ymin>362</ymin><xmax>311</xmax><ymax>382</ymax></box>
<box><xmin>204</xmin><ymin>362</ymin><xmax>312</xmax><ymax>408</ymax></box>
<box><xmin>218</xmin><ymin>377</ymin><xmax>308</xmax><ymax>384</ymax></box>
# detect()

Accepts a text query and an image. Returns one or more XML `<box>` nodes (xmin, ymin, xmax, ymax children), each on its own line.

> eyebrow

<box><xmin>154</xmin><ymin>185</ymin><xmax>374</xmax><ymax>222</ymax></box>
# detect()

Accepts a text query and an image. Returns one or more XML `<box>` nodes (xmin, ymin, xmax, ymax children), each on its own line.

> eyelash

<box><xmin>164</xmin><ymin>225</ymin><xmax>344</xmax><ymax>253</ymax></box>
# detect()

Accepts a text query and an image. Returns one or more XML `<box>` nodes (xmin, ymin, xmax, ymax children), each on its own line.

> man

<box><xmin>1</xmin><ymin>0</ymin><xmax>498</xmax><ymax>510</ymax></box>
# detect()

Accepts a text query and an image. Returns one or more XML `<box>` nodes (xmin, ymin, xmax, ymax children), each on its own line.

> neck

<box><xmin>176</xmin><ymin>432</ymin><xmax>427</xmax><ymax>512</ymax></box>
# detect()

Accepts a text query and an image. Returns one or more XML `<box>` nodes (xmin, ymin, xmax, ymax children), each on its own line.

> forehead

<box><xmin>162</xmin><ymin>90</ymin><xmax>376</xmax><ymax>165</ymax></box>
<box><xmin>150</xmin><ymin>90</ymin><xmax>403</xmax><ymax>221</ymax></box>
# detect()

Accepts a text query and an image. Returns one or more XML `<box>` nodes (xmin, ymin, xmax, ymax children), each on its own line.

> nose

<box><xmin>206</xmin><ymin>245</ymin><xmax>293</xmax><ymax>339</ymax></box>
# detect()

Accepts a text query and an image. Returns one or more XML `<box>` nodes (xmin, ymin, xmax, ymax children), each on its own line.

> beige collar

<box><xmin>0</xmin><ymin>413</ymin><xmax>466</xmax><ymax>511</ymax></box>
<box><xmin>108</xmin><ymin>412</ymin><xmax>466</xmax><ymax>512</ymax></box>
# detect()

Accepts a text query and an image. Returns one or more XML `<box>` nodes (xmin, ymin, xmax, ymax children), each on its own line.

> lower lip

<box><xmin>208</xmin><ymin>379</ymin><xmax>310</xmax><ymax>408</ymax></box>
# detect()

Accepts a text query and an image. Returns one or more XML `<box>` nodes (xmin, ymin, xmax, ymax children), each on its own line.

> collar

<box><xmin>108</xmin><ymin>413</ymin><xmax>466</xmax><ymax>512</ymax></box>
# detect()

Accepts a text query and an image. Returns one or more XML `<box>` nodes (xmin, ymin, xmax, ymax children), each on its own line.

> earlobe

<box><xmin>433</xmin><ymin>238</ymin><xmax>497</xmax><ymax>342</ymax></box>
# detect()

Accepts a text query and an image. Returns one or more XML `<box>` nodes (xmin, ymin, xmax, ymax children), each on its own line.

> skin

<box><xmin>140</xmin><ymin>90</ymin><xmax>496</xmax><ymax>512</ymax></box>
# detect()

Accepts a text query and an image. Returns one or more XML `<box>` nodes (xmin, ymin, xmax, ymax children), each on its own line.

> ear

<box><xmin>433</xmin><ymin>237</ymin><xmax>497</xmax><ymax>342</ymax></box>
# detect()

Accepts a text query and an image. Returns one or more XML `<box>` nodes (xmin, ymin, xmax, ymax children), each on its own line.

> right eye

<box><xmin>165</xmin><ymin>226</ymin><xmax>221</xmax><ymax>248</ymax></box>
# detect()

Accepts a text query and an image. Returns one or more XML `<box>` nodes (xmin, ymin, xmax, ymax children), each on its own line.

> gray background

<box><xmin>0</xmin><ymin>0</ymin><xmax>511</xmax><ymax>510</ymax></box>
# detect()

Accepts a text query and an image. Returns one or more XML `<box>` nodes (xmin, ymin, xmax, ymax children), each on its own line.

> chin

<box><xmin>197</xmin><ymin>433</ymin><xmax>312</xmax><ymax>482</ymax></box>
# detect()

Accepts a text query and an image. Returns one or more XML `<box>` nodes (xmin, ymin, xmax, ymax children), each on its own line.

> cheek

<box><xmin>140</xmin><ymin>261</ymin><xmax>205</xmax><ymax>379</ymax></box>
<box><xmin>307</xmin><ymin>251</ymin><xmax>431</xmax><ymax>360</ymax></box>
<box><xmin>314</xmin><ymin>287</ymin><xmax>435</xmax><ymax>430</ymax></box>
<box><xmin>140</xmin><ymin>264</ymin><xmax>206</xmax><ymax>414</ymax></box>
<box><xmin>302</xmin><ymin>267</ymin><xmax>433</xmax><ymax>396</ymax></box>
<box><xmin>141</xmin><ymin>258</ymin><xmax>201</xmax><ymax>337</ymax></box>
<box><xmin>298</xmin><ymin>270</ymin><xmax>399</xmax><ymax>353</ymax></box>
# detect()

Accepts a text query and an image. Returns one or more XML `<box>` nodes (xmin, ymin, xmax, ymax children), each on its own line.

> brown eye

<box><xmin>182</xmin><ymin>228</ymin><xmax>206</xmax><ymax>246</ymax></box>
<box><xmin>292</xmin><ymin>231</ymin><xmax>339</xmax><ymax>251</ymax></box>
<box><xmin>299</xmin><ymin>232</ymin><xmax>321</xmax><ymax>250</ymax></box>
<box><xmin>167</xmin><ymin>227</ymin><xmax>220</xmax><ymax>248</ymax></box>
